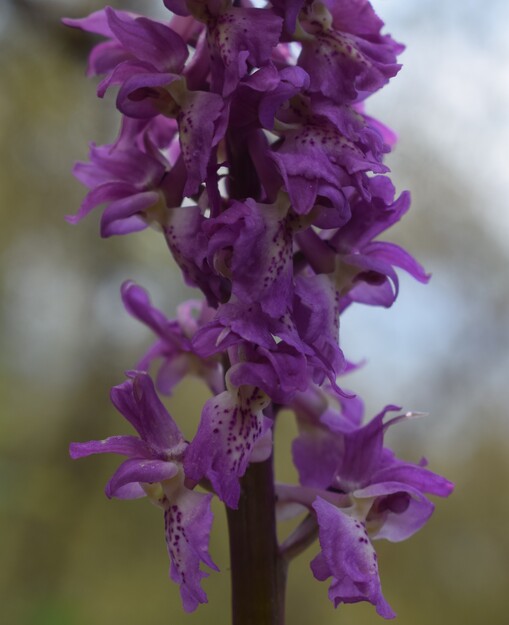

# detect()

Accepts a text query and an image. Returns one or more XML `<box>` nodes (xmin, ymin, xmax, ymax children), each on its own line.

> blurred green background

<box><xmin>1</xmin><ymin>1</ymin><xmax>508</xmax><ymax>624</ymax></box>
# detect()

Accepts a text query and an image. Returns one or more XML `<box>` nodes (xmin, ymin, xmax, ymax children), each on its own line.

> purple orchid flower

<box><xmin>162</xmin><ymin>201</ymin><xmax>230</xmax><ymax>306</ymax></box>
<box><xmin>285</xmin><ymin>395</ymin><xmax>453</xmax><ymax>616</ymax></box>
<box><xmin>165</xmin><ymin>0</ymin><xmax>283</xmax><ymax>96</ymax></box>
<box><xmin>121</xmin><ymin>281</ymin><xmax>224</xmax><ymax>395</ymax></box>
<box><xmin>64</xmin><ymin>7</ymin><xmax>189</xmax><ymax>84</ymax></box>
<box><xmin>293</xmin><ymin>402</ymin><xmax>453</xmax><ymax>540</ymax></box>
<box><xmin>69</xmin><ymin>371</ymin><xmax>218</xmax><ymax>612</ymax></box>
<box><xmin>67</xmin><ymin>116</ymin><xmax>174</xmax><ymax>236</ymax></box>
<box><xmin>204</xmin><ymin>196</ymin><xmax>296</xmax><ymax>317</ymax></box>
<box><xmin>63</xmin><ymin>8</ymin><xmax>133</xmax><ymax>77</ymax></box>
<box><xmin>293</xmin><ymin>176</ymin><xmax>429</xmax><ymax>311</ymax></box>
<box><xmin>268</xmin><ymin>96</ymin><xmax>390</xmax><ymax>216</ymax></box>
<box><xmin>191</xmin><ymin>298</ymin><xmax>345</xmax><ymax>403</ymax></box>
<box><xmin>296</xmin><ymin>0</ymin><xmax>403</xmax><ymax>105</ymax></box>
<box><xmin>330</xmin><ymin>176</ymin><xmax>430</xmax><ymax>310</ymax></box>
<box><xmin>65</xmin><ymin>7</ymin><xmax>228</xmax><ymax>198</ymax></box>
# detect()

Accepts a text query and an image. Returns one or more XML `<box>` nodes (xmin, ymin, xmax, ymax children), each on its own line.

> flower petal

<box><xmin>164</xmin><ymin>488</ymin><xmax>218</xmax><ymax>612</ymax></box>
<box><xmin>115</xmin><ymin>68</ymin><xmax>179</xmax><ymax>118</ymax></box>
<box><xmin>184</xmin><ymin>383</ymin><xmax>271</xmax><ymax>508</ymax></box>
<box><xmin>69</xmin><ymin>435</ymin><xmax>152</xmax><ymax>460</ymax></box>
<box><xmin>355</xmin><ymin>481</ymin><xmax>436</xmax><ymax>542</ymax></box>
<box><xmin>338</xmin><ymin>406</ymin><xmax>401</xmax><ymax>487</ymax></box>
<box><xmin>100</xmin><ymin>191</ymin><xmax>159</xmax><ymax>237</ymax></box>
<box><xmin>176</xmin><ymin>90</ymin><xmax>226</xmax><ymax>197</ymax></box>
<box><xmin>121</xmin><ymin>281</ymin><xmax>174</xmax><ymax>337</ymax></box>
<box><xmin>364</xmin><ymin>241</ymin><xmax>430</xmax><ymax>284</ymax></box>
<box><xmin>372</xmin><ymin>459</ymin><xmax>454</xmax><ymax>498</ymax></box>
<box><xmin>105</xmin><ymin>458</ymin><xmax>179</xmax><ymax>498</ymax></box>
<box><xmin>311</xmin><ymin>497</ymin><xmax>395</xmax><ymax>618</ymax></box>
<box><xmin>112</xmin><ymin>483</ymin><xmax>147</xmax><ymax>499</ymax></box>
<box><xmin>110</xmin><ymin>372</ymin><xmax>184</xmax><ymax>450</ymax></box>
<box><xmin>205</xmin><ymin>198</ymin><xmax>294</xmax><ymax>317</ymax></box>
<box><xmin>208</xmin><ymin>8</ymin><xmax>283</xmax><ymax>96</ymax></box>
<box><xmin>228</xmin><ymin>344</ymin><xmax>309</xmax><ymax>404</ymax></box>
<box><xmin>62</xmin><ymin>10</ymin><xmax>113</xmax><ymax>38</ymax></box>
<box><xmin>105</xmin><ymin>7</ymin><xmax>188</xmax><ymax>73</ymax></box>
<box><xmin>88</xmin><ymin>40</ymin><xmax>128</xmax><ymax>77</ymax></box>
<box><xmin>65</xmin><ymin>182</ymin><xmax>138</xmax><ymax>225</ymax></box>
<box><xmin>292</xmin><ymin>429</ymin><xmax>342</xmax><ymax>489</ymax></box>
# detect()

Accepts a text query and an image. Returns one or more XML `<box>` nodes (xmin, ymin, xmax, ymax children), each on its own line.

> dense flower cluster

<box><xmin>66</xmin><ymin>0</ymin><xmax>452</xmax><ymax>618</ymax></box>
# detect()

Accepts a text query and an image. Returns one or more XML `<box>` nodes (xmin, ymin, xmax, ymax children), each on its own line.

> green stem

<box><xmin>226</xmin><ymin>456</ymin><xmax>287</xmax><ymax>625</ymax></box>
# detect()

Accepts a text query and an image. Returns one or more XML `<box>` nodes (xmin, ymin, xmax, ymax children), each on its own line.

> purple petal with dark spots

<box><xmin>311</xmin><ymin>497</ymin><xmax>395</xmax><ymax>618</ymax></box>
<box><xmin>208</xmin><ymin>8</ymin><xmax>283</xmax><ymax>96</ymax></box>
<box><xmin>178</xmin><ymin>90</ymin><xmax>226</xmax><ymax>197</ymax></box>
<box><xmin>184</xmin><ymin>384</ymin><xmax>271</xmax><ymax>508</ymax></box>
<box><xmin>164</xmin><ymin>488</ymin><xmax>218</xmax><ymax>612</ymax></box>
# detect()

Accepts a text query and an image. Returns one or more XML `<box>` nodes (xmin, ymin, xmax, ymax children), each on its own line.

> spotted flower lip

<box><xmin>296</xmin><ymin>0</ymin><xmax>403</xmax><ymax>105</ymax></box>
<box><xmin>184</xmin><ymin>370</ymin><xmax>272</xmax><ymax>508</ymax></box>
<box><xmin>164</xmin><ymin>0</ymin><xmax>284</xmax><ymax>95</ymax></box>
<box><xmin>270</xmin><ymin>120</ymin><xmax>388</xmax><ymax>215</ymax></box>
<box><xmin>311</xmin><ymin>497</ymin><xmax>396</xmax><ymax>618</ymax></box>
<box><xmin>207</xmin><ymin>7</ymin><xmax>284</xmax><ymax>96</ymax></box>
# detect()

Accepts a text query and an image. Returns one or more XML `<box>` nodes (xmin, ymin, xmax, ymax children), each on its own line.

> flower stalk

<box><xmin>227</xmin><ymin>456</ymin><xmax>286</xmax><ymax>625</ymax></box>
